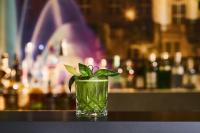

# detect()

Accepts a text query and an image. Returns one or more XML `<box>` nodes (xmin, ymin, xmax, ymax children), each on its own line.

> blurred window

<box><xmin>166</xmin><ymin>42</ymin><xmax>172</xmax><ymax>53</ymax></box>
<box><xmin>108</xmin><ymin>0</ymin><xmax>122</xmax><ymax>15</ymax></box>
<box><xmin>140</xmin><ymin>1</ymin><xmax>152</xmax><ymax>19</ymax></box>
<box><xmin>78</xmin><ymin>0</ymin><xmax>91</xmax><ymax>16</ymax></box>
<box><xmin>174</xmin><ymin>42</ymin><xmax>180</xmax><ymax>52</ymax></box>
<box><xmin>172</xmin><ymin>1</ymin><xmax>185</xmax><ymax>24</ymax></box>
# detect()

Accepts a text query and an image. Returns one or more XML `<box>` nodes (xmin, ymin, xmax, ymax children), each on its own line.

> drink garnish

<box><xmin>64</xmin><ymin>63</ymin><xmax>119</xmax><ymax>91</ymax></box>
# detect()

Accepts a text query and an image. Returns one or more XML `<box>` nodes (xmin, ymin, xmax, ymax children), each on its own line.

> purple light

<box><xmin>38</xmin><ymin>44</ymin><xmax>44</xmax><ymax>50</ymax></box>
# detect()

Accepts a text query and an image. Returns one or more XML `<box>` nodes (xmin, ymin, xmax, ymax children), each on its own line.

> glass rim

<box><xmin>76</xmin><ymin>79</ymin><xmax>108</xmax><ymax>82</ymax></box>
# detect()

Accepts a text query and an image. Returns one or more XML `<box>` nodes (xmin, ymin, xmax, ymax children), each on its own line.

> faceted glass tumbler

<box><xmin>75</xmin><ymin>79</ymin><xmax>108</xmax><ymax>117</ymax></box>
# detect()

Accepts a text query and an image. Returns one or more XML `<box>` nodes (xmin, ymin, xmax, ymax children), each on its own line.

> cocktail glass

<box><xmin>75</xmin><ymin>79</ymin><xmax>108</xmax><ymax>117</ymax></box>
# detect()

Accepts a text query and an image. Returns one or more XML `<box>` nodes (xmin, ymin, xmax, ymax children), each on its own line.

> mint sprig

<box><xmin>68</xmin><ymin>75</ymin><xmax>77</xmax><ymax>92</ymax></box>
<box><xmin>64</xmin><ymin>63</ymin><xmax>119</xmax><ymax>92</ymax></box>
<box><xmin>64</xmin><ymin>65</ymin><xmax>80</xmax><ymax>76</ymax></box>
<box><xmin>93</xmin><ymin>69</ymin><xmax>119</xmax><ymax>78</ymax></box>
<box><xmin>78</xmin><ymin>63</ymin><xmax>93</xmax><ymax>77</ymax></box>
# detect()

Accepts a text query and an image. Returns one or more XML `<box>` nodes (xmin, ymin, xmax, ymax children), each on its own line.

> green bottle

<box><xmin>146</xmin><ymin>53</ymin><xmax>158</xmax><ymax>90</ymax></box>
<box><xmin>157</xmin><ymin>52</ymin><xmax>172</xmax><ymax>89</ymax></box>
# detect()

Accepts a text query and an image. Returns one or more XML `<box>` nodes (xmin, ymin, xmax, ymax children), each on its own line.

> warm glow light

<box><xmin>124</xmin><ymin>8</ymin><xmax>136</xmax><ymax>21</ymax></box>
<box><xmin>85</xmin><ymin>57</ymin><xmax>94</xmax><ymax>66</ymax></box>
<box><xmin>188</xmin><ymin>58</ymin><xmax>194</xmax><ymax>70</ymax></box>
<box><xmin>100</xmin><ymin>58</ymin><xmax>107</xmax><ymax>68</ymax></box>
<box><xmin>26</xmin><ymin>42</ymin><xmax>34</xmax><ymax>53</ymax></box>
<box><xmin>126</xmin><ymin>60</ymin><xmax>132</xmax><ymax>67</ymax></box>
<box><xmin>152</xmin><ymin>0</ymin><xmax>172</xmax><ymax>26</ymax></box>
<box><xmin>186</xmin><ymin>0</ymin><xmax>199</xmax><ymax>20</ymax></box>
<box><xmin>129</xmin><ymin>69</ymin><xmax>134</xmax><ymax>75</ymax></box>
<box><xmin>175</xmin><ymin>52</ymin><xmax>182</xmax><ymax>63</ymax></box>
<box><xmin>114</xmin><ymin>55</ymin><xmax>120</xmax><ymax>68</ymax></box>
<box><xmin>0</xmin><ymin>96</ymin><xmax>5</xmax><ymax>111</ymax></box>
<box><xmin>149</xmin><ymin>53</ymin><xmax>156</xmax><ymax>62</ymax></box>
<box><xmin>13</xmin><ymin>84</ymin><xmax>19</xmax><ymax>90</ymax></box>
<box><xmin>118</xmin><ymin>68</ymin><xmax>123</xmax><ymax>74</ymax></box>
<box><xmin>152</xmin><ymin>62</ymin><xmax>158</xmax><ymax>67</ymax></box>
<box><xmin>162</xmin><ymin>52</ymin><xmax>169</xmax><ymax>60</ymax></box>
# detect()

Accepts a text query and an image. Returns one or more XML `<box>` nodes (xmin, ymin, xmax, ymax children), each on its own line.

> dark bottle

<box><xmin>55</xmin><ymin>82</ymin><xmax>69</xmax><ymax>110</ymax></box>
<box><xmin>197</xmin><ymin>57</ymin><xmax>200</xmax><ymax>89</ymax></box>
<box><xmin>125</xmin><ymin>60</ymin><xmax>134</xmax><ymax>88</ymax></box>
<box><xmin>4</xmin><ymin>79</ymin><xmax>19</xmax><ymax>110</ymax></box>
<box><xmin>0</xmin><ymin>53</ymin><xmax>11</xmax><ymax>86</ymax></box>
<box><xmin>183</xmin><ymin>58</ymin><xmax>197</xmax><ymax>89</ymax></box>
<box><xmin>171</xmin><ymin>52</ymin><xmax>184</xmax><ymax>88</ymax></box>
<box><xmin>134</xmin><ymin>59</ymin><xmax>145</xmax><ymax>90</ymax></box>
<box><xmin>4</xmin><ymin>54</ymin><xmax>22</xmax><ymax>110</ymax></box>
<box><xmin>157</xmin><ymin>52</ymin><xmax>172</xmax><ymax>89</ymax></box>
<box><xmin>2</xmin><ymin>53</ymin><xmax>21</xmax><ymax>110</ymax></box>
<box><xmin>146</xmin><ymin>53</ymin><xmax>158</xmax><ymax>89</ymax></box>
<box><xmin>12</xmin><ymin>54</ymin><xmax>22</xmax><ymax>79</ymax></box>
<box><xmin>43</xmin><ymin>81</ymin><xmax>56</xmax><ymax>110</ymax></box>
<box><xmin>29</xmin><ymin>80</ymin><xmax>44</xmax><ymax>110</ymax></box>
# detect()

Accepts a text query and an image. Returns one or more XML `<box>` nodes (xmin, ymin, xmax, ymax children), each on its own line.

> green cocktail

<box><xmin>64</xmin><ymin>63</ymin><xmax>119</xmax><ymax>118</ymax></box>
<box><xmin>75</xmin><ymin>79</ymin><xmax>108</xmax><ymax>117</ymax></box>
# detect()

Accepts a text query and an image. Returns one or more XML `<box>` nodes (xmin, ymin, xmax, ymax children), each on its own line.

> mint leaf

<box><xmin>78</xmin><ymin>63</ymin><xmax>93</xmax><ymax>77</ymax></box>
<box><xmin>68</xmin><ymin>75</ymin><xmax>76</xmax><ymax>92</ymax></box>
<box><xmin>93</xmin><ymin>69</ymin><xmax>119</xmax><ymax>78</ymax></box>
<box><xmin>64</xmin><ymin>65</ymin><xmax>80</xmax><ymax>76</ymax></box>
<box><xmin>78</xmin><ymin>76</ymin><xmax>90</xmax><ymax>80</ymax></box>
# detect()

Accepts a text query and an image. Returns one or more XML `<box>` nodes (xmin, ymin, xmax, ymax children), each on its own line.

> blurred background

<box><xmin>0</xmin><ymin>0</ymin><xmax>200</xmax><ymax>111</ymax></box>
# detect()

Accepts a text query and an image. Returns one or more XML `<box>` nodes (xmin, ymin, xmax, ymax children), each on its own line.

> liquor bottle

<box><xmin>0</xmin><ymin>53</ymin><xmax>11</xmax><ymax>87</ymax></box>
<box><xmin>46</xmin><ymin>46</ymin><xmax>59</xmax><ymax>87</ymax></box>
<box><xmin>0</xmin><ymin>54</ymin><xmax>18</xmax><ymax>110</ymax></box>
<box><xmin>29</xmin><ymin>79</ymin><xmax>44</xmax><ymax>110</ymax></box>
<box><xmin>3</xmin><ymin>77</ymin><xmax>19</xmax><ymax>110</ymax></box>
<box><xmin>196</xmin><ymin>57</ymin><xmax>200</xmax><ymax>90</ymax></box>
<box><xmin>134</xmin><ymin>58</ymin><xmax>145</xmax><ymax>90</ymax></box>
<box><xmin>0</xmin><ymin>81</ymin><xmax>5</xmax><ymax>110</ymax></box>
<box><xmin>196</xmin><ymin>56</ymin><xmax>200</xmax><ymax>90</ymax></box>
<box><xmin>146</xmin><ymin>53</ymin><xmax>158</xmax><ymax>90</ymax></box>
<box><xmin>171</xmin><ymin>52</ymin><xmax>184</xmax><ymax>88</ymax></box>
<box><xmin>43</xmin><ymin>81</ymin><xmax>55</xmax><ymax>110</ymax></box>
<box><xmin>110</xmin><ymin>55</ymin><xmax>125</xmax><ymax>88</ymax></box>
<box><xmin>55</xmin><ymin>82</ymin><xmax>69</xmax><ymax>110</ymax></box>
<box><xmin>183</xmin><ymin>58</ymin><xmax>198</xmax><ymax>89</ymax></box>
<box><xmin>157</xmin><ymin>52</ymin><xmax>172</xmax><ymax>89</ymax></box>
<box><xmin>12</xmin><ymin>54</ymin><xmax>21</xmax><ymax>79</ymax></box>
<box><xmin>22</xmin><ymin>43</ymin><xmax>34</xmax><ymax>86</ymax></box>
<box><xmin>0</xmin><ymin>70</ymin><xmax>5</xmax><ymax>110</ymax></box>
<box><xmin>12</xmin><ymin>54</ymin><xmax>30</xmax><ymax>110</ymax></box>
<box><xmin>125</xmin><ymin>60</ymin><xmax>134</xmax><ymax>88</ymax></box>
<box><xmin>17</xmin><ymin>85</ymin><xmax>29</xmax><ymax>110</ymax></box>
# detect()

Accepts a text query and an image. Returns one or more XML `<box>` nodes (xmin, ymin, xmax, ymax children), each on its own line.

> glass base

<box><xmin>76</xmin><ymin>109</ymin><xmax>107</xmax><ymax>118</ymax></box>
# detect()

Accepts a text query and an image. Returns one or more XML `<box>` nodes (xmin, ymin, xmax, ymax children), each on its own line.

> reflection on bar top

<box><xmin>108</xmin><ymin>88</ymin><xmax>200</xmax><ymax>93</ymax></box>
<box><xmin>1</xmin><ymin>111</ymin><xmax>200</xmax><ymax>121</ymax></box>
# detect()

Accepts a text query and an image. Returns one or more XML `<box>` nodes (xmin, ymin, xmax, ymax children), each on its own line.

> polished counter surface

<box><xmin>0</xmin><ymin>110</ymin><xmax>200</xmax><ymax>121</ymax></box>
<box><xmin>0</xmin><ymin>111</ymin><xmax>200</xmax><ymax>133</ymax></box>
